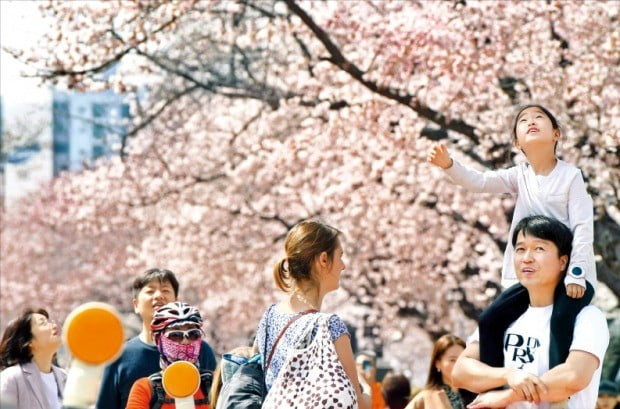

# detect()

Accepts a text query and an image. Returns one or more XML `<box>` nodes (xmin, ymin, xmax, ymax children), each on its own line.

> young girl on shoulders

<box><xmin>427</xmin><ymin>104</ymin><xmax>596</xmax><ymax>369</ymax></box>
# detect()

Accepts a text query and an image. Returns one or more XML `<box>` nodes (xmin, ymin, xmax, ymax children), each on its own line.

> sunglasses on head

<box><xmin>163</xmin><ymin>328</ymin><xmax>203</xmax><ymax>342</ymax></box>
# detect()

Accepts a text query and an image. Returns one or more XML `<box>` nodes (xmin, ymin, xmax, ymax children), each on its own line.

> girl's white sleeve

<box><xmin>565</xmin><ymin>172</ymin><xmax>596</xmax><ymax>288</ymax></box>
<box><xmin>443</xmin><ymin>159</ymin><xmax>518</xmax><ymax>194</ymax></box>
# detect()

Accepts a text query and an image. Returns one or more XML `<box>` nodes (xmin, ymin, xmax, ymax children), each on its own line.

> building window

<box><xmin>121</xmin><ymin>103</ymin><xmax>130</xmax><ymax>119</ymax></box>
<box><xmin>53</xmin><ymin>100</ymin><xmax>70</xmax><ymax>140</ymax></box>
<box><xmin>93</xmin><ymin>124</ymin><xmax>106</xmax><ymax>139</ymax></box>
<box><xmin>92</xmin><ymin>103</ymin><xmax>106</xmax><ymax>118</ymax></box>
<box><xmin>93</xmin><ymin>145</ymin><xmax>105</xmax><ymax>159</ymax></box>
<box><xmin>53</xmin><ymin>142</ymin><xmax>69</xmax><ymax>154</ymax></box>
<box><xmin>53</xmin><ymin>100</ymin><xmax>71</xmax><ymax>176</ymax></box>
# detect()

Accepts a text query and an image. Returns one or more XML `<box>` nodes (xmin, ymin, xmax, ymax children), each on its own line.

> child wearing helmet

<box><xmin>126</xmin><ymin>302</ymin><xmax>212</xmax><ymax>409</ymax></box>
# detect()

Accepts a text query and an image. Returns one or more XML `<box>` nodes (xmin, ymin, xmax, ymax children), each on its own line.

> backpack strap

<box><xmin>195</xmin><ymin>370</ymin><xmax>213</xmax><ymax>404</ymax></box>
<box><xmin>264</xmin><ymin>308</ymin><xmax>317</xmax><ymax>371</ymax></box>
<box><xmin>148</xmin><ymin>372</ymin><xmax>166</xmax><ymax>409</ymax></box>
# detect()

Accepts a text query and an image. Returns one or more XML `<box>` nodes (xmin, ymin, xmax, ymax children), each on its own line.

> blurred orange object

<box><xmin>162</xmin><ymin>361</ymin><xmax>201</xmax><ymax>398</ymax></box>
<box><xmin>64</xmin><ymin>302</ymin><xmax>124</xmax><ymax>365</ymax></box>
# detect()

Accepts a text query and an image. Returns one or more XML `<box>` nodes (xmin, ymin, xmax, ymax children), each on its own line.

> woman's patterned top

<box><xmin>256</xmin><ymin>303</ymin><xmax>349</xmax><ymax>391</ymax></box>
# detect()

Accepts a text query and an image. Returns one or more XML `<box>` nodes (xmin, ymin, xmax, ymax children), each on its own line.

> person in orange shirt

<box><xmin>356</xmin><ymin>350</ymin><xmax>387</xmax><ymax>409</ymax></box>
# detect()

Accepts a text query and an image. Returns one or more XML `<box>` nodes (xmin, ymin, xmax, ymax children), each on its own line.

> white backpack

<box><xmin>262</xmin><ymin>313</ymin><xmax>357</xmax><ymax>409</ymax></box>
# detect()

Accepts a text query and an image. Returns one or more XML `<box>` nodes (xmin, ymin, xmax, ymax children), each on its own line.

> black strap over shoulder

<box><xmin>148</xmin><ymin>372</ymin><xmax>166</xmax><ymax>409</ymax></box>
<box><xmin>148</xmin><ymin>369</ymin><xmax>213</xmax><ymax>408</ymax></box>
<box><xmin>198</xmin><ymin>370</ymin><xmax>213</xmax><ymax>403</ymax></box>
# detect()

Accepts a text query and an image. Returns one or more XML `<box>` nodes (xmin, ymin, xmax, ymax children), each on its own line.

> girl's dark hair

<box><xmin>512</xmin><ymin>104</ymin><xmax>560</xmax><ymax>140</ymax></box>
<box><xmin>0</xmin><ymin>308</ymin><xmax>49</xmax><ymax>370</ymax></box>
<box><xmin>512</xmin><ymin>104</ymin><xmax>561</xmax><ymax>154</ymax></box>
<box><xmin>511</xmin><ymin>215</ymin><xmax>573</xmax><ymax>273</ymax></box>
<box><xmin>425</xmin><ymin>334</ymin><xmax>466</xmax><ymax>389</ymax></box>
<box><xmin>273</xmin><ymin>219</ymin><xmax>341</xmax><ymax>292</ymax></box>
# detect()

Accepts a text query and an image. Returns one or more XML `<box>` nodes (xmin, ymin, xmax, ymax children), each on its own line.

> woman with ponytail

<box><xmin>254</xmin><ymin>219</ymin><xmax>371</xmax><ymax>409</ymax></box>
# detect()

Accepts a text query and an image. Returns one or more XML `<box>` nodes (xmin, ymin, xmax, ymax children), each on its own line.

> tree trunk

<box><xmin>595</xmin><ymin>211</ymin><xmax>620</xmax><ymax>299</ymax></box>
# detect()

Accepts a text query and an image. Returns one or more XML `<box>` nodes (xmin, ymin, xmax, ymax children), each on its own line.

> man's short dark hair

<box><xmin>511</xmin><ymin>215</ymin><xmax>573</xmax><ymax>272</ymax></box>
<box><xmin>132</xmin><ymin>268</ymin><xmax>179</xmax><ymax>298</ymax></box>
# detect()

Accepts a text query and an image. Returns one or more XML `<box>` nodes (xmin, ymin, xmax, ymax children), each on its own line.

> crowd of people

<box><xmin>0</xmin><ymin>105</ymin><xmax>618</xmax><ymax>409</ymax></box>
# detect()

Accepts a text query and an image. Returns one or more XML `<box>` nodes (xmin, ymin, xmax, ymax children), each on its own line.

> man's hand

<box><xmin>566</xmin><ymin>283</ymin><xmax>585</xmax><ymax>299</ymax></box>
<box><xmin>467</xmin><ymin>389</ymin><xmax>516</xmax><ymax>408</ymax></box>
<box><xmin>427</xmin><ymin>143</ymin><xmax>453</xmax><ymax>169</ymax></box>
<box><xmin>506</xmin><ymin>369</ymin><xmax>548</xmax><ymax>403</ymax></box>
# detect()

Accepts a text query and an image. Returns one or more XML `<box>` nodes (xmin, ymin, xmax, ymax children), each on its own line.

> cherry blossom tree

<box><xmin>2</xmin><ymin>0</ymin><xmax>618</xmax><ymax>378</ymax></box>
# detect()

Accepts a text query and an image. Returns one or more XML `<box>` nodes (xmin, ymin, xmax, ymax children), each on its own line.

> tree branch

<box><xmin>33</xmin><ymin>11</ymin><xmax>185</xmax><ymax>80</ymax></box>
<box><xmin>283</xmin><ymin>0</ymin><xmax>480</xmax><ymax>144</ymax></box>
<box><xmin>420</xmin><ymin>193</ymin><xmax>506</xmax><ymax>251</ymax></box>
<box><xmin>120</xmin><ymin>85</ymin><xmax>201</xmax><ymax>158</ymax></box>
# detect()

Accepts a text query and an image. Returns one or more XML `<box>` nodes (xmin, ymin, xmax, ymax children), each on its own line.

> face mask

<box><xmin>157</xmin><ymin>333</ymin><xmax>202</xmax><ymax>368</ymax></box>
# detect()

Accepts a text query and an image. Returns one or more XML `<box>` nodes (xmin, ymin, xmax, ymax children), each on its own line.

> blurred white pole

<box><xmin>63</xmin><ymin>360</ymin><xmax>105</xmax><ymax>408</ymax></box>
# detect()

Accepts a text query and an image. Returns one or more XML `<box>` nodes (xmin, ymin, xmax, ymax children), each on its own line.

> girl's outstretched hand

<box><xmin>427</xmin><ymin>143</ymin><xmax>453</xmax><ymax>169</ymax></box>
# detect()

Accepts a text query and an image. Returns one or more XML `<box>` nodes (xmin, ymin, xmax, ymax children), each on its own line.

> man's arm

<box><xmin>468</xmin><ymin>350</ymin><xmax>601</xmax><ymax>408</ymax></box>
<box><xmin>452</xmin><ymin>342</ymin><xmax>511</xmax><ymax>392</ymax></box>
<box><xmin>538</xmin><ymin>350</ymin><xmax>600</xmax><ymax>400</ymax></box>
<box><xmin>453</xmin><ymin>341</ymin><xmax>548</xmax><ymax>401</ymax></box>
